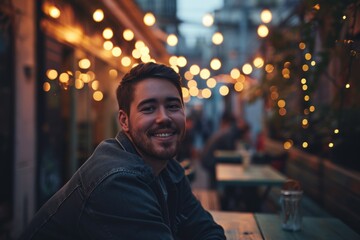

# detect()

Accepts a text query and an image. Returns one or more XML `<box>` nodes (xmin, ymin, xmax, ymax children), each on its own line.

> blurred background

<box><xmin>1</xmin><ymin>0</ymin><xmax>359</xmax><ymax>238</ymax></box>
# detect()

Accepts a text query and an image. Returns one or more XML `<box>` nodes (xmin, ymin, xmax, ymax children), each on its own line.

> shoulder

<box><xmin>80</xmin><ymin>172</ymin><xmax>165</xmax><ymax>234</ymax></box>
<box><xmin>78</xmin><ymin>138</ymin><xmax>153</xmax><ymax>195</ymax></box>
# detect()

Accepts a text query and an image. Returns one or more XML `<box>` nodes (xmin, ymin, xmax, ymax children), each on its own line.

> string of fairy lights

<box><xmin>42</xmin><ymin>4</ymin><xmax>162</xmax><ymax>102</ymax></box>
<box><xmin>42</xmin><ymin>1</ymin><xmax>358</xmax><ymax>152</ymax></box>
<box><xmin>269</xmin><ymin>2</ymin><xmax>359</xmax><ymax>152</ymax></box>
<box><xmin>41</xmin><ymin>1</ymin><xmax>271</xmax><ymax>103</ymax></box>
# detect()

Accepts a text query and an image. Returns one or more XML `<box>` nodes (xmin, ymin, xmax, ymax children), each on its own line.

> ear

<box><xmin>118</xmin><ymin>110</ymin><xmax>129</xmax><ymax>132</ymax></box>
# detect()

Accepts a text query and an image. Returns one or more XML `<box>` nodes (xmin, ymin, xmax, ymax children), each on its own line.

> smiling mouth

<box><xmin>151</xmin><ymin>128</ymin><xmax>177</xmax><ymax>138</ymax></box>
<box><xmin>154</xmin><ymin>132</ymin><xmax>174</xmax><ymax>137</ymax></box>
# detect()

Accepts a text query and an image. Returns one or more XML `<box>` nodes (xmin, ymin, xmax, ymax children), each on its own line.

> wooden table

<box><xmin>216</xmin><ymin>163</ymin><xmax>287</xmax><ymax>210</ymax></box>
<box><xmin>216</xmin><ymin>163</ymin><xmax>287</xmax><ymax>187</ymax></box>
<box><xmin>255</xmin><ymin>213</ymin><xmax>360</xmax><ymax>240</ymax></box>
<box><xmin>210</xmin><ymin>211</ymin><xmax>262</xmax><ymax>240</ymax></box>
<box><xmin>209</xmin><ymin>211</ymin><xmax>360</xmax><ymax>240</ymax></box>
<box><xmin>214</xmin><ymin>150</ymin><xmax>243</xmax><ymax>163</ymax></box>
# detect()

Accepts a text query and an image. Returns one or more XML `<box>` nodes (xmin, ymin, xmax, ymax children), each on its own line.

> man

<box><xmin>19</xmin><ymin>62</ymin><xmax>225</xmax><ymax>239</ymax></box>
<box><xmin>201</xmin><ymin>113</ymin><xmax>254</xmax><ymax>211</ymax></box>
<box><xmin>201</xmin><ymin>112</ymin><xmax>238</xmax><ymax>189</ymax></box>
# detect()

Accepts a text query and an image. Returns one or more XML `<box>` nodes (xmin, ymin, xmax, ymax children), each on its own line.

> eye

<box><xmin>141</xmin><ymin>105</ymin><xmax>156</xmax><ymax>113</ymax></box>
<box><xmin>167</xmin><ymin>103</ymin><xmax>181</xmax><ymax>111</ymax></box>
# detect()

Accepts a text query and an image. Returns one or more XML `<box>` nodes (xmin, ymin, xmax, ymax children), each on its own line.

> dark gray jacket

<box><xmin>19</xmin><ymin>131</ymin><xmax>225</xmax><ymax>239</ymax></box>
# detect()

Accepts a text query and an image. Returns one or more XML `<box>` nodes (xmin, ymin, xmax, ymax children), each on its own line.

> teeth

<box><xmin>155</xmin><ymin>133</ymin><xmax>172</xmax><ymax>137</ymax></box>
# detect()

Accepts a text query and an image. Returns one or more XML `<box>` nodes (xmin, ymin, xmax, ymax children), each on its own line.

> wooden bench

<box><xmin>192</xmin><ymin>189</ymin><xmax>221</xmax><ymax>211</ymax></box>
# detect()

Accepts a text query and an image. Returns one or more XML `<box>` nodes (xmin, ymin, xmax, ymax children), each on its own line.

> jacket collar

<box><xmin>115</xmin><ymin>131</ymin><xmax>138</xmax><ymax>155</ymax></box>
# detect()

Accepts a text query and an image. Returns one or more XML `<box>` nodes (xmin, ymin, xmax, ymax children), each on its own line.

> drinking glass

<box><xmin>279</xmin><ymin>190</ymin><xmax>303</xmax><ymax>231</ymax></box>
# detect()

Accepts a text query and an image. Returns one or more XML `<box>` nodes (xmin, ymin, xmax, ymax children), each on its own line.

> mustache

<box><xmin>150</xmin><ymin>124</ymin><xmax>177</xmax><ymax>133</ymax></box>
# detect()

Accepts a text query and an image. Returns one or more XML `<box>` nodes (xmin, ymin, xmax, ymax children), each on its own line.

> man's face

<box><xmin>119</xmin><ymin>78</ymin><xmax>185</xmax><ymax>161</ymax></box>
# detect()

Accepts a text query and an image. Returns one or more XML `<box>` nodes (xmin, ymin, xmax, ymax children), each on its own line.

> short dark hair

<box><xmin>116</xmin><ymin>62</ymin><xmax>183</xmax><ymax>115</ymax></box>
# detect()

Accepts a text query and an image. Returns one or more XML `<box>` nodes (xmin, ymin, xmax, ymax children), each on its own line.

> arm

<box><xmin>176</xmin><ymin>178</ymin><xmax>226</xmax><ymax>240</ymax></box>
<box><xmin>79</xmin><ymin>171</ymin><xmax>174</xmax><ymax>240</ymax></box>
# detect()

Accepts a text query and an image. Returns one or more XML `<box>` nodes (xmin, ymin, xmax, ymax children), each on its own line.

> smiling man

<box><xmin>19</xmin><ymin>62</ymin><xmax>225</xmax><ymax>240</ymax></box>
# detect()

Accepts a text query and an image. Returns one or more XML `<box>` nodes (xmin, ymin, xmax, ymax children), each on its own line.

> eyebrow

<box><xmin>137</xmin><ymin>96</ymin><xmax>182</xmax><ymax>108</ymax></box>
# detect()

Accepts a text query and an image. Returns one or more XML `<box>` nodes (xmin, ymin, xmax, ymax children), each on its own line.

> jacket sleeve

<box><xmin>79</xmin><ymin>170</ymin><xmax>174</xmax><ymax>240</ymax></box>
<box><xmin>176</xmin><ymin>177</ymin><xmax>226</xmax><ymax>240</ymax></box>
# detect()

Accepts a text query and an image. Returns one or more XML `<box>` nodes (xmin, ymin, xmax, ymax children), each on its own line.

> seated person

<box><xmin>200</xmin><ymin>113</ymin><xmax>250</xmax><ymax>189</ymax></box>
<box><xmin>19</xmin><ymin>62</ymin><xmax>225</xmax><ymax>239</ymax></box>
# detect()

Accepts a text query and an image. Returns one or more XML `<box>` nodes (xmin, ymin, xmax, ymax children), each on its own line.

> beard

<box><xmin>128</xmin><ymin>124</ymin><xmax>182</xmax><ymax>161</ymax></box>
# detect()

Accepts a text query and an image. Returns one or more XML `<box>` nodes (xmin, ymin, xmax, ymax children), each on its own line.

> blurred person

<box><xmin>19</xmin><ymin>63</ymin><xmax>225</xmax><ymax>239</ymax></box>
<box><xmin>176</xmin><ymin>115</ymin><xmax>196</xmax><ymax>162</ymax></box>
<box><xmin>200</xmin><ymin>113</ymin><xmax>257</xmax><ymax>211</ymax></box>
<box><xmin>252</xmin><ymin>130</ymin><xmax>288</xmax><ymax>173</ymax></box>
<box><xmin>200</xmin><ymin>112</ymin><xmax>250</xmax><ymax>189</ymax></box>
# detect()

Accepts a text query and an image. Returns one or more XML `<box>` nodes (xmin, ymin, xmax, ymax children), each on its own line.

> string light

<box><xmin>43</xmin><ymin>82</ymin><xmax>51</xmax><ymax>92</ymax></box>
<box><xmin>279</xmin><ymin>108</ymin><xmax>286</xmax><ymax>116</ymax></box>
<box><xmin>202</xmin><ymin>13</ymin><xmax>214</xmax><ymax>27</ymax></box>
<box><xmin>200</xmin><ymin>68</ymin><xmax>210</xmax><ymax>79</ymax></box>
<box><xmin>210</xmin><ymin>58</ymin><xmax>221</xmax><ymax>70</ymax></box>
<box><xmin>219</xmin><ymin>85</ymin><xmax>229</xmax><ymax>96</ymax></box>
<box><xmin>75</xmin><ymin>79</ymin><xmax>84</xmax><ymax>89</ymax></box>
<box><xmin>242</xmin><ymin>63</ymin><xmax>253</xmax><ymax>75</ymax></box>
<box><xmin>230</xmin><ymin>68</ymin><xmax>241</xmax><ymax>79</ymax></box>
<box><xmin>102</xmin><ymin>28</ymin><xmax>113</xmax><ymax>39</ymax></box>
<box><xmin>103</xmin><ymin>41</ymin><xmax>113</xmax><ymax>50</ymax></box>
<box><xmin>121</xmin><ymin>56</ymin><xmax>132</xmax><ymax>67</ymax></box>
<box><xmin>93</xmin><ymin>9</ymin><xmax>104</xmax><ymax>22</ymax></box>
<box><xmin>212</xmin><ymin>32</ymin><xmax>224</xmax><ymax>45</ymax></box>
<box><xmin>112</xmin><ymin>47</ymin><xmax>122</xmax><ymax>57</ymax></box>
<box><xmin>182</xmin><ymin>87</ymin><xmax>190</xmax><ymax>98</ymax></box>
<box><xmin>277</xmin><ymin>99</ymin><xmax>286</xmax><ymax>108</ymax></box>
<box><xmin>260</xmin><ymin>9</ymin><xmax>272</xmax><ymax>23</ymax></box>
<box><xmin>143</xmin><ymin>12</ymin><xmax>156</xmax><ymax>26</ymax></box>
<box><xmin>59</xmin><ymin>72</ymin><xmax>70</xmax><ymax>83</ymax></box>
<box><xmin>187</xmin><ymin>80</ymin><xmax>197</xmax><ymax>88</ymax></box>
<box><xmin>93</xmin><ymin>91</ymin><xmax>103</xmax><ymax>101</ymax></box>
<box><xmin>189</xmin><ymin>65</ymin><xmax>200</xmax><ymax>75</ymax></box>
<box><xmin>91</xmin><ymin>80</ymin><xmax>99</xmax><ymax>90</ymax></box>
<box><xmin>169</xmin><ymin>56</ymin><xmax>178</xmax><ymax>66</ymax></box>
<box><xmin>78</xmin><ymin>59</ymin><xmax>91</xmax><ymax>69</ymax></box>
<box><xmin>177</xmin><ymin>56</ymin><xmax>187</xmax><ymax>67</ymax></box>
<box><xmin>283</xmin><ymin>140</ymin><xmax>293</xmax><ymax>149</ymax></box>
<box><xmin>46</xmin><ymin>69</ymin><xmax>58</xmax><ymax>80</ymax></box>
<box><xmin>167</xmin><ymin>34</ymin><xmax>178</xmax><ymax>46</ymax></box>
<box><xmin>132</xmin><ymin>49</ymin><xmax>141</xmax><ymax>59</ymax></box>
<box><xmin>123</xmin><ymin>29</ymin><xmax>134</xmax><ymax>41</ymax></box>
<box><xmin>184</xmin><ymin>71</ymin><xmax>193</xmax><ymax>80</ymax></box>
<box><xmin>202</xmin><ymin>88</ymin><xmax>212</xmax><ymax>98</ymax></box>
<box><xmin>109</xmin><ymin>69</ymin><xmax>118</xmax><ymax>78</ymax></box>
<box><xmin>234</xmin><ymin>82</ymin><xmax>244</xmax><ymax>92</ymax></box>
<box><xmin>257</xmin><ymin>24</ymin><xmax>269</xmax><ymax>38</ymax></box>
<box><xmin>135</xmin><ymin>40</ymin><xmax>146</xmax><ymax>49</ymax></box>
<box><xmin>253</xmin><ymin>57</ymin><xmax>264</xmax><ymax>68</ymax></box>
<box><xmin>206</xmin><ymin>78</ymin><xmax>217</xmax><ymax>88</ymax></box>
<box><xmin>189</xmin><ymin>87</ymin><xmax>199</xmax><ymax>96</ymax></box>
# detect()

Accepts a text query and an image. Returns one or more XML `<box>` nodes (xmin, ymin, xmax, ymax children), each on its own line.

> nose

<box><xmin>156</xmin><ymin>106</ymin><xmax>171</xmax><ymax>123</ymax></box>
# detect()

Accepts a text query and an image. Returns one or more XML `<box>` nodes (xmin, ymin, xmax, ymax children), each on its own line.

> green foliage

<box><xmin>259</xmin><ymin>0</ymin><xmax>360</xmax><ymax>170</ymax></box>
